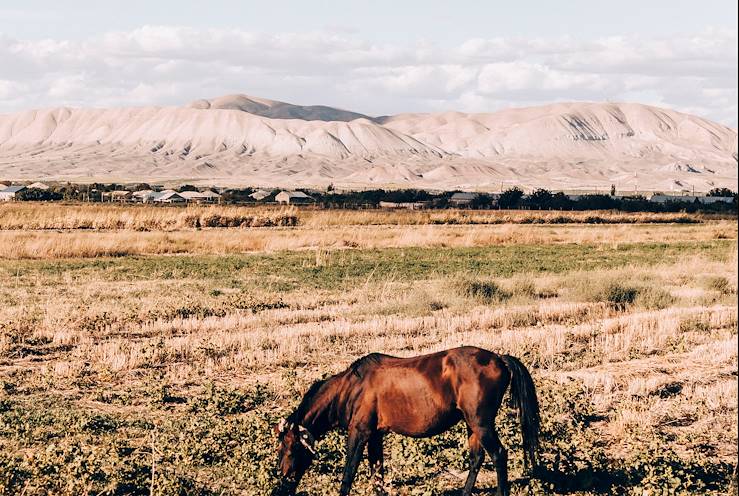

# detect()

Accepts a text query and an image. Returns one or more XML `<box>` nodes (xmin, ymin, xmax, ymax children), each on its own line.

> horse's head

<box><xmin>271</xmin><ymin>419</ymin><xmax>316</xmax><ymax>495</ymax></box>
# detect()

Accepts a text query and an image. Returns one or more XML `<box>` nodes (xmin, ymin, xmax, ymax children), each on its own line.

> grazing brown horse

<box><xmin>272</xmin><ymin>346</ymin><xmax>539</xmax><ymax>496</ymax></box>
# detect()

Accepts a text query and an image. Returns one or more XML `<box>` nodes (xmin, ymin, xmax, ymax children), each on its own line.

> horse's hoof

<box><xmin>270</xmin><ymin>479</ymin><xmax>297</xmax><ymax>496</ymax></box>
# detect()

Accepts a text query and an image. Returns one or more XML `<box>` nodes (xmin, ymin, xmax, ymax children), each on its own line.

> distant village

<box><xmin>0</xmin><ymin>182</ymin><xmax>316</xmax><ymax>205</ymax></box>
<box><xmin>0</xmin><ymin>181</ymin><xmax>735</xmax><ymax>212</ymax></box>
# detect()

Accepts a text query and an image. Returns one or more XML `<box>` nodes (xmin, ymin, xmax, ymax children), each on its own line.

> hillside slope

<box><xmin>0</xmin><ymin>95</ymin><xmax>735</xmax><ymax>191</ymax></box>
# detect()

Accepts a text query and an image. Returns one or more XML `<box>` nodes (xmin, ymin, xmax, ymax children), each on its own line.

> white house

<box><xmin>199</xmin><ymin>190</ymin><xmax>222</xmax><ymax>202</ymax></box>
<box><xmin>102</xmin><ymin>190</ymin><xmax>132</xmax><ymax>202</ymax></box>
<box><xmin>28</xmin><ymin>182</ymin><xmax>50</xmax><ymax>190</ymax></box>
<box><xmin>698</xmin><ymin>196</ymin><xmax>734</xmax><ymax>204</ymax></box>
<box><xmin>449</xmin><ymin>192</ymin><xmax>479</xmax><ymax>206</ymax></box>
<box><xmin>132</xmin><ymin>190</ymin><xmax>157</xmax><ymax>202</ymax></box>
<box><xmin>378</xmin><ymin>201</ymin><xmax>430</xmax><ymax>210</ymax></box>
<box><xmin>152</xmin><ymin>190</ymin><xmax>186</xmax><ymax>203</ymax></box>
<box><xmin>249</xmin><ymin>189</ymin><xmax>272</xmax><ymax>201</ymax></box>
<box><xmin>275</xmin><ymin>191</ymin><xmax>315</xmax><ymax>205</ymax></box>
<box><xmin>0</xmin><ymin>185</ymin><xmax>26</xmax><ymax>201</ymax></box>
<box><xmin>649</xmin><ymin>195</ymin><xmax>734</xmax><ymax>204</ymax></box>
<box><xmin>179</xmin><ymin>190</ymin><xmax>222</xmax><ymax>203</ymax></box>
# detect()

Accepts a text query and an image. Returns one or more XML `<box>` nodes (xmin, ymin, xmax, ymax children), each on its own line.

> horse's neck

<box><xmin>298</xmin><ymin>379</ymin><xmax>340</xmax><ymax>437</ymax></box>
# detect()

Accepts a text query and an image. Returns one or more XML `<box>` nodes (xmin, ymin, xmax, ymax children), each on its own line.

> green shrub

<box><xmin>678</xmin><ymin>316</ymin><xmax>712</xmax><ymax>334</ymax></box>
<box><xmin>458</xmin><ymin>278</ymin><xmax>511</xmax><ymax>303</ymax></box>
<box><xmin>707</xmin><ymin>276</ymin><xmax>736</xmax><ymax>295</ymax></box>
<box><xmin>623</xmin><ymin>440</ymin><xmax>733</xmax><ymax>494</ymax></box>
<box><xmin>602</xmin><ymin>283</ymin><xmax>639</xmax><ymax>309</ymax></box>
<box><xmin>509</xmin><ymin>279</ymin><xmax>558</xmax><ymax>300</ymax></box>
<box><xmin>572</xmin><ymin>278</ymin><xmax>641</xmax><ymax>310</ymax></box>
<box><xmin>511</xmin><ymin>280</ymin><xmax>538</xmax><ymax>298</ymax></box>
<box><xmin>78</xmin><ymin>414</ymin><xmax>121</xmax><ymax>433</ymax></box>
<box><xmin>635</xmin><ymin>286</ymin><xmax>676</xmax><ymax>310</ymax></box>
<box><xmin>189</xmin><ymin>382</ymin><xmax>271</xmax><ymax>416</ymax></box>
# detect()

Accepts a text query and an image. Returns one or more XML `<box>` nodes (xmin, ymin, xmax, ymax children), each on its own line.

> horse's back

<box><xmin>349</xmin><ymin>347</ymin><xmax>508</xmax><ymax>383</ymax></box>
<box><xmin>349</xmin><ymin>347</ymin><xmax>510</xmax><ymax>436</ymax></box>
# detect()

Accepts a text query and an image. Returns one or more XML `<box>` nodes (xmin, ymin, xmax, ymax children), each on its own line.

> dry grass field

<box><xmin>0</xmin><ymin>203</ymin><xmax>736</xmax><ymax>495</ymax></box>
<box><xmin>0</xmin><ymin>203</ymin><xmax>727</xmax><ymax>231</ymax></box>
<box><xmin>2</xmin><ymin>221</ymin><xmax>736</xmax><ymax>259</ymax></box>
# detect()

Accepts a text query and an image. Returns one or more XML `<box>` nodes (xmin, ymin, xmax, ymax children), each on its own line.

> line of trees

<box><xmin>13</xmin><ymin>183</ymin><xmax>148</xmax><ymax>202</ymax></box>
<box><xmin>491</xmin><ymin>187</ymin><xmax>737</xmax><ymax>213</ymax></box>
<box><xmin>304</xmin><ymin>187</ymin><xmax>737</xmax><ymax>213</ymax></box>
<box><xmin>5</xmin><ymin>181</ymin><xmax>737</xmax><ymax>213</ymax></box>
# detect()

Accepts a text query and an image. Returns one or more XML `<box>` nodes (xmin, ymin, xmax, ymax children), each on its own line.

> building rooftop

<box><xmin>450</xmin><ymin>192</ymin><xmax>479</xmax><ymax>200</ymax></box>
<box><xmin>280</xmin><ymin>190</ymin><xmax>313</xmax><ymax>198</ymax></box>
<box><xmin>153</xmin><ymin>190</ymin><xmax>184</xmax><ymax>201</ymax></box>
<box><xmin>180</xmin><ymin>190</ymin><xmax>221</xmax><ymax>199</ymax></box>
<box><xmin>1</xmin><ymin>185</ymin><xmax>26</xmax><ymax>193</ymax></box>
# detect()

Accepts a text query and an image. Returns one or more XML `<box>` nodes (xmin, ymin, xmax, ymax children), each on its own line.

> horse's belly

<box><xmin>376</xmin><ymin>387</ymin><xmax>460</xmax><ymax>437</ymax></box>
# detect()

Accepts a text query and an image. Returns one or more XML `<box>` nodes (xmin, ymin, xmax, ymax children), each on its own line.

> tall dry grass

<box><xmin>0</xmin><ymin>202</ymin><xmax>729</xmax><ymax>231</ymax></box>
<box><xmin>0</xmin><ymin>203</ymin><xmax>299</xmax><ymax>230</ymax></box>
<box><xmin>298</xmin><ymin>208</ymin><xmax>726</xmax><ymax>227</ymax></box>
<box><xmin>0</xmin><ymin>221</ymin><xmax>735</xmax><ymax>259</ymax></box>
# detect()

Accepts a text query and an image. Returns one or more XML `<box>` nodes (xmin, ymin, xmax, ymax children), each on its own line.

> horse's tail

<box><xmin>501</xmin><ymin>355</ymin><xmax>540</xmax><ymax>472</ymax></box>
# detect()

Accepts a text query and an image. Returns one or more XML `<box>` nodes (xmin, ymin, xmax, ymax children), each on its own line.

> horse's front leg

<box><xmin>339</xmin><ymin>427</ymin><xmax>369</xmax><ymax>496</ymax></box>
<box><xmin>367</xmin><ymin>432</ymin><xmax>386</xmax><ymax>495</ymax></box>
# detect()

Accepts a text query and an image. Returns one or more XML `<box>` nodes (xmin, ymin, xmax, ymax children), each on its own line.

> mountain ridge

<box><xmin>0</xmin><ymin>95</ymin><xmax>735</xmax><ymax>192</ymax></box>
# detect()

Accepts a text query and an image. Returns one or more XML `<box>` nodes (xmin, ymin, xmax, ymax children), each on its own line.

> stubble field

<box><xmin>0</xmin><ymin>203</ymin><xmax>736</xmax><ymax>495</ymax></box>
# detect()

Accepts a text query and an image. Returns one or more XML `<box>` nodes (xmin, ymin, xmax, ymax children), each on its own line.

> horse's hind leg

<box><xmin>479</xmin><ymin>429</ymin><xmax>509</xmax><ymax>496</ymax></box>
<box><xmin>368</xmin><ymin>432</ymin><xmax>386</xmax><ymax>495</ymax></box>
<box><xmin>462</xmin><ymin>427</ymin><xmax>485</xmax><ymax>496</ymax></box>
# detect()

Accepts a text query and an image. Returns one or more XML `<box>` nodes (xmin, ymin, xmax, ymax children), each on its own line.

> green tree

<box><xmin>527</xmin><ymin>188</ymin><xmax>553</xmax><ymax>209</ymax></box>
<box><xmin>498</xmin><ymin>187</ymin><xmax>524</xmax><ymax>209</ymax></box>
<box><xmin>707</xmin><ymin>187</ymin><xmax>735</xmax><ymax>197</ymax></box>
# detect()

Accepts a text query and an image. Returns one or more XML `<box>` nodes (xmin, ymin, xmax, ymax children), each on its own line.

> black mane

<box><xmin>287</xmin><ymin>353</ymin><xmax>390</xmax><ymax>429</ymax></box>
<box><xmin>348</xmin><ymin>353</ymin><xmax>385</xmax><ymax>379</ymax></box>
<box><xmin>288</xmin><ymin>378</ymin><xmax>327</xmax><ymax>425</ymax></box>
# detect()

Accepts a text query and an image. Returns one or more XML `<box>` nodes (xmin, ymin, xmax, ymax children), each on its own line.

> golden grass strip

<box><xmin>1</xmin><ymin>202</ymin><xmax>732</xmax><ymax>231</ymax></box>
<box><xmin>1</xmin><ymin>222</ymin><xmax>735</xmax><ymax>259</ymax></box>
<box><xmin>0</xmin><ymin>203</ymin><xmax>299</xmax><ymax>230</ymax></box>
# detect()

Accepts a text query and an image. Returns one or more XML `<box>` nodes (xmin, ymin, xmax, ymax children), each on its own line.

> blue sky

<box><xmin>0</xmin><ymin>1</ymin><xmax>737</xmax><ymax>125</ymax></box>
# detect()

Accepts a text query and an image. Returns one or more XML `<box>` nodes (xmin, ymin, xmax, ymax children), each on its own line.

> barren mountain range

<box><xmin>0</xmin><ymin>94</ymin><xmax>736</xmax><ymax>192</ymax></box>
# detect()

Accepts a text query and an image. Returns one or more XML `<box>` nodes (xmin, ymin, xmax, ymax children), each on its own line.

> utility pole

<box><xmin>634</xmin><ymin>171</ymin><xmax>637</xmax><ymax>195</ymax></box>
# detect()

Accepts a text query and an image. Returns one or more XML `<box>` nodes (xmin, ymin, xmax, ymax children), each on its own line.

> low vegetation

<box><xmin>0</xmin><ymin>204</ymin><xmax>299</xmax><ymax>230</ymax></box>
<box><xmin>0</xmin><ymin>203</ymin><xmax>736</xmax><ymax>261</ymax></box>
<box><xmin>2</xmin><ymin>202</ymin><xmax>736</xmax><ymax>232</ymax></box>
<box><xmin>7</xmin><ymin>183</ymin><xmax>737</xmax><ymax>213</ymax></box>
<box><xmin>0</xmin><ymin>206</ymin><xmax>736</xmax><ymax>495</ymax></box>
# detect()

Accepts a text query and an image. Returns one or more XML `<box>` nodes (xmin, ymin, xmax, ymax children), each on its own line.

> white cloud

<box><xmin>0</xmin><ymin>26</ymin><xmax>736</xmax><ymax>127</ymax></box>
<box><xmin>477</xmin><ymin>62</ymin><xmax>609</xmax><ymax>94</ymax></box>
